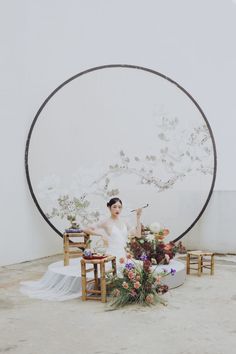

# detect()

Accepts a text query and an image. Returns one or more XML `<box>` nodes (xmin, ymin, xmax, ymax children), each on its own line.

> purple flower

<box><xmin>125</xmin><ymin>262</ymin><xmax>134</xmax><ymax>270</ymax></box>
<box><xmin>140</xmin><ymin>254</ymin><xmax>148</xmax><ymax>261</ymax></box>
<box><xmin>171</xmin><ymin>268</ymin><xmax>176</xmax><ymax>276</ymax></box>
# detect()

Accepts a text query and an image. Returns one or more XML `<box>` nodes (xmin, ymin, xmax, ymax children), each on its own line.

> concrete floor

<box><xmin>1</xmin><ymin>254</ymin><xmax>236</xmax><ymax>354</ymax></box>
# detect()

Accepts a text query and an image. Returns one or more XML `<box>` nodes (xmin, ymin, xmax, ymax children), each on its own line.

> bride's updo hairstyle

<box><xmin>107</xmin><ymin>197</ymin><xmax>122</xmax><ymax>208</ymax></box>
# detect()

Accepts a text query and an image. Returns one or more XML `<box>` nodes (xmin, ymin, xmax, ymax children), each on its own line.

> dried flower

<box><xmin>128</xmin><ymin>271</ymin><xmax>135</xmax><ymax>280</ymax></box>
<box><xmin>134</xmin><ymin>281</ymin><xmax>141</xmax><ymax>289</ymax></box>
<box><xmin>125</xmin><ymin>262</ymin><xmax>135</xmax><ymax>270</ymax></box>
<box><xmin>119</xmin><ymin>257</ymin><xmax>125</xmax><ymax>264</ymax></box>
<box><xmin>163</xmin><ymin>228</ymin><xmax>170</xmax><ymax>236</ymax></box>
<box><xmin>113</xmin><ymin>288</ymin><xmax>120</xmax><ymax>297</ymax></box>
<box><xmin>145</xmin><ymin>294</ymin><xmax>154</xmax><ymax>304</ymax></box>
<box><xmin>140</xmin><ymin>254</ymin><xmax>148</xmax><ymax>261</ymax></box>
<box><xmin>165</xmin><ymin>254</ymin><xmax>170</xmax><ymax>263</ymax></box>
<box><xmin>122</xmin><ymin>282</ymin><xmax>129</xmax><ymax>289</ymax></box>
<box><xmin>158</xmin><ymin>285</ymin><xmax>168</xmax><ymax>294</ymax></box>
<box><xmin>146</xmin><ymin>234</ymin><xmax>155</xmax><ymax>242</ymax></box>
<box><xmin>130</xmin><ymin>289</ymin><xmax>137</xmax><ymax>297</ymax></box>
<box><xmin>143</xmin><ymin>260</ymin><xmax>152</xmax><ymax>272</ymax></box>
<box><xmin>149</xmin><ymin>222</ymin><xmax>161</xmax><ymax>233</ymax></box>
<box><xmin>164</xmin><ymin>243</ymin><xmax>172</xmax><ymax>251</ymax></box>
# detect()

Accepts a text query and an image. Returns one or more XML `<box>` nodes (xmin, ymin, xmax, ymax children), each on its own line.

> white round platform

<box><xmin>20</xmin><ymin>258</ymin><xmax>186</xmax><ymax>301</ymax></box>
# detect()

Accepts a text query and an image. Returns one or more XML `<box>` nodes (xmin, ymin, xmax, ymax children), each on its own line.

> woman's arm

<box><xmin>83</xmin><ymin>220</ymin><xmax>106</xmax><ymax>236</ymax></box>
<box><xmin>126</xmin><ymin>208</ymin><xmax>142</xmax><ymax>238</ymax></box>
<box><xmin>83</xmin><ymin>221</ymin><xmax>109</xmax><ymax>247</ymax></box>
<box><xmin>83</xmin><ymin>226</ymin><xmax>104</xmax><ymax>237</ymax></box>
<box><xmin>135</xmin><ymin>208</ymin><xmax>142</xmax><ymax>238</ymax></box>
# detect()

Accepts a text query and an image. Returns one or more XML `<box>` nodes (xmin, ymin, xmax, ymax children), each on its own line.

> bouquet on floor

<box><xmin>126</xmin><ymin>222</ymin><xmax>178</xmax><ymax>265</ymax></box>
<box><xmin>108</xmin><ymin>254</ymin><xmax>176</xmax><ymax>308</ymax></box>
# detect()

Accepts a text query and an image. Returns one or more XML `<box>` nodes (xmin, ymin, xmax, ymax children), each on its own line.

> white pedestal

<box><xmin>20</xmin><ymin>258</ymin><xmax>186</xmax><ymax>301</ymax></box>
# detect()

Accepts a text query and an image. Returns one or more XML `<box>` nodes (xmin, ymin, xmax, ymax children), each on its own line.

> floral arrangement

<box><xmin>126</xmin><ymin>222</ymin><xmax>178</xmax><ymax>265</ymax></box>
<box><xmin>109</xmin><ymin>254</ymin><xmax>176</xmax><ymax>308</ymax></box>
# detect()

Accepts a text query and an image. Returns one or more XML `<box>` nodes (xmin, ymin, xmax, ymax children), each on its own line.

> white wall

<box><xmin>182</xmin><ymin>191</ymin><xmax>236</xmax><ymax>253</ymax></box>
<box><xmin>1</xmin><ymin>0</ymin><xmax>236</xmax><ymax>266</ymax></box>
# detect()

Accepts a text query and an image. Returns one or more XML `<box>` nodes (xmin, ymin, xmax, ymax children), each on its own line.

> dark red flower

<box><xmin>158</xmin><ymin>284</ymin><xmax>169</xmax><ymax>294</ymax></box>
<box><xmin>143</xmin><ymin>259</ymin><xmax>152</xmax><ymax>272</ymax></box>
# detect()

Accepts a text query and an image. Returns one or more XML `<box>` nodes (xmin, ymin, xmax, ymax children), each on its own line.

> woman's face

<box><xmin>109</xmin><ymin>201</ymin><xmax>122</xmax><ymax>217</ymax></box>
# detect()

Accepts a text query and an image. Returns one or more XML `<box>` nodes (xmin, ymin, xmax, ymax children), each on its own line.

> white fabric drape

<box><xmin>20</xmin><ymin>258</ymin><xmax>185</xmax><ymax>301</ymax></box>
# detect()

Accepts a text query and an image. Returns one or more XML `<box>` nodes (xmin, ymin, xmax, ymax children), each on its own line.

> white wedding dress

<box><xmin>20</xmin><ymin>223</ymin><xmax>129</xmax><ymax>301</ymax></box>
<box><xmin>106</xmin><ymin>223</ymin><xmax>128</xmax><ymax>260</ymax></box>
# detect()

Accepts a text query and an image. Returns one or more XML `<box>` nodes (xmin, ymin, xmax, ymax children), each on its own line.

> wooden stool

<box><xmin>81</xmin><ymin>256</ymin><xmax>117</xmax><ymax>303</ymax></box>
<box><xmin>186</xmin><ymin>250</ymin><xmax>215</xmax><ymax>276</ymax></box>
<box><xmin>63</xmin><ymin>232</ymin><xmax>90</xmax><ymax>266</ymax></box>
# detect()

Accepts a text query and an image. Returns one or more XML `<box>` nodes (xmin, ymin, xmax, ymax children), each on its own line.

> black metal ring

<box><xmin>25</xmin><ymin>64</ymin><xmax>217</xmax><ymax>242</ymax></box>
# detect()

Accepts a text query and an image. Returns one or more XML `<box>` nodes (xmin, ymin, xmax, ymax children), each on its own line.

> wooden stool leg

<box><xmin>100</xmin><ymin>261</ymin><xmax>107</xmax><ymax>303</ymax></box>
<box><xmin>201</xmin><ymin>257</ymin><xmax>203</xmax><ymax>273</ymax></box>
<box><xmin>112</xmin><ymin>258</ymin><xmax>117</xmax><ymax>276</ymax></box>
<box><xmin>81</xmin><ymin>261</ymin><xmax>87</xmax><ymax>301</ymax></box>
<box><xmin>186</xmin><ymin>254</ymin><xmax>190</xmax><ymax>274</ymax></box>
<box><xmin>64</xmin><ymin>234</ymin><xmax>69</xmax><ymax>266</ymax></box>
<box><xmin>198</xmin><ymin>256</ymin><xmax>202</xmax><ymax>276</ymax></box>
<box><xmin>211</xmin><ymin>255</ymin><xmax>215</xmax><ymax>275</ymax></box>
<box><xmin>94</xmin><ymin>263</ymin><xmax>99</xmax><ymax>289</ymax></box>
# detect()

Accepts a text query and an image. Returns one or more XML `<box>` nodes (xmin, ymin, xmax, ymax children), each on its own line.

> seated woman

<box><xmin>83</xmin><ymin>197</ymin><xmax>142</xmax><ymax>259</ymax></box>
<box><xmin>20</xmin><ymin>197</ymin><xmax>143</xmax><ymax>301</ymax></box>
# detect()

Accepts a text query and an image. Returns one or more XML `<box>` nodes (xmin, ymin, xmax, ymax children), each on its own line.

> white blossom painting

<box><xmin>26</xmin><ymin>65</ymin><xmax>216</xmax><ymax>241</ymax></box>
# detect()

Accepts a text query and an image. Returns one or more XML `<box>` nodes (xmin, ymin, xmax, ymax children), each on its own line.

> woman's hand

<box><xmin>136</xmin><ymin>208</ymin><xmax>142</xmax><ymax>219</ymax></box>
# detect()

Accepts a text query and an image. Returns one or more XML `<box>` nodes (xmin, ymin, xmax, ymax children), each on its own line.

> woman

<box><xmin>84</xmin><ymin>197</ymin><xmax>142</xmax><ymax>259</ymax></box>
<box><xmin>20</xmin><ymin>198</ymin><xmax>143</xmax><ymax>301</ymax></box>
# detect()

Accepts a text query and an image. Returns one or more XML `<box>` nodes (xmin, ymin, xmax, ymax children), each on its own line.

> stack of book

<box><xmin>65</xmin><ymin>228</ymin><xmax>84</xmax><ymax>233</ymax></box>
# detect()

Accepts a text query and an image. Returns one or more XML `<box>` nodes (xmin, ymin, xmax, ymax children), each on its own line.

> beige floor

<box><xmin>1</xmin><ymin>254</ymin><xmax>236</xmax><ymax>354</ymax></box>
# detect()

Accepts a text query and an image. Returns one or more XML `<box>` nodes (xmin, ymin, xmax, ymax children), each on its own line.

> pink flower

<box><xmin>126</xmin><ymin>253</ymin><xmax>132</xmax><ymax>259</ymax></box>
<box><xmin>128</xmin><ymin>271</ymin><xmax>135</xmax><ymax>280</ymax></box>
<box><xmin>119</xmin><ymin>257</ymin><xmax>125</xmax><ymax>264</ymax></box>
<box><xmin>130</xmin><ymin>289</ymin><xmax>137</xmax><ymax>297</ymax></box>
<box><xmin>156</xmin><ymin>275</ymin><xmax>162</xmax><ymax>284</ymax></box>
<box><xmin>122</xmin><ymin>282</ymin><xmax>129</xmax><ymax>289</ymax></box>
<box><xmin>145</xmin><ymin>293</ymin><xmax>154</xmax><ymax>304</ymax></box>
<box><xmin>134</xmin><ymin>281</ymin><xmax>141</xmax><ymax>289</ymax></box>
<box><xmin>113</xmin><ymin>288</ymin><xmax>120</xmax><ymax>297</ymax></box>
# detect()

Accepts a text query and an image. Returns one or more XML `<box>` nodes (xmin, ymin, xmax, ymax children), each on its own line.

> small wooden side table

<box><xmin>81</xmin><ymin>256</ymin><xmax>117</xmax><ymax>303</ymax></box>
<box><xmin>186</xmin><ymin>250</ymin><xmax>215</xmax><ymax>276</ymax></box>
<box><xmin>63</xmin><ymin>232</ymin><xmax>90</xmax><ymax>266</ymax></box>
